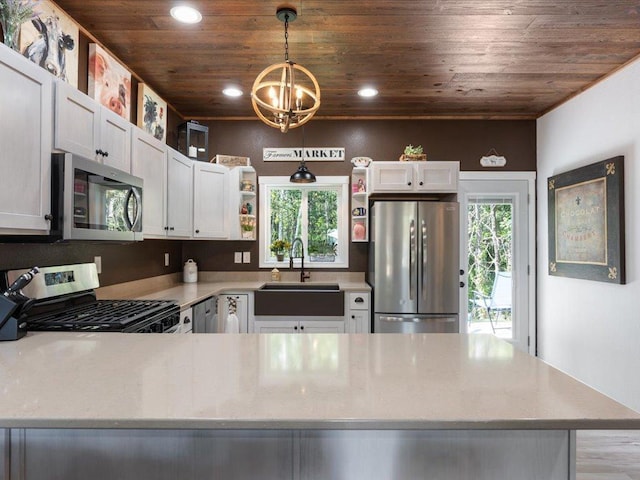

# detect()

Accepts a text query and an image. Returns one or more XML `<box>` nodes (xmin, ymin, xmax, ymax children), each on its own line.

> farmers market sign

<box><xmin>263</xmin><ymin>147</ymin><xmax>345</xmax><ymax>162</ymax></box>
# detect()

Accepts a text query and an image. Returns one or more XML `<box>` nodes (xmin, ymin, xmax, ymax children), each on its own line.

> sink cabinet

<box><xmin>253</xmin><ymin>319</ymin><xmax>345</xmax><ymax>333</ymax></box>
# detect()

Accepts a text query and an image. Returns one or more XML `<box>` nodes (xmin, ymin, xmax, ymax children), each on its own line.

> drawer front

<box><xmin>348</xmin><ymin>292</ymin><xmax>369</xmax><ymax>310</ymax></box>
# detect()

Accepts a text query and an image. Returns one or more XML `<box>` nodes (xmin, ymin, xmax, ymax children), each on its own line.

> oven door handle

<box><xmin>124</xmin><ymin>187</ymin><xmax>142</xmax><ymax>231</ymax></box>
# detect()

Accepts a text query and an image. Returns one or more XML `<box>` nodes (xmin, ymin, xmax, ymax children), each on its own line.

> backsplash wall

<box><xmin>0</xmin><ymin>240</ymin><xmax>182</xmax><ymax>287</ymax></box>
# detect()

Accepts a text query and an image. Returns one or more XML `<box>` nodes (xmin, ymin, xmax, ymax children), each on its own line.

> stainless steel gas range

<box><xmin>2</xmin><ymin>263</ymin><xmax>180</xmax><ymax>334</ymax></box>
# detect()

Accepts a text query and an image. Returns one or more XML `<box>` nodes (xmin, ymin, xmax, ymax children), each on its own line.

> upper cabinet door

<box><xmin>131</xmin><ymin>129</ymin><xmax>167</xmax><ymax>237</ymax></box>
<box><xmin>193</xmin><ymin>162</ymin><xmax>229</xmax><ymax>239</ymax></box>
<box><xmin>415</xmin><ymin>162</ymin><xmax>459</xmax><ymax>193</ymax></box>
<box><xmin>54</xmin><ymin>79</ymin><xmax>101</xmax><ymax>160</ymax></box>
<box><xmin>0</xmin><ymin>44</ymin><xmax>53</xmax><ymax>233</ymax></box>
<box><xmin>166</xmin><ymin>148</ymin><xmax>194</xmax><ymax>238</ymax></box>
<box><xmin>370</xmin><ymin>162</ymin><xmax>414</xmax><ymax>192</ymax></box>
<box><xmin>100</xmin><ymin>108</ymin><xmax>132</xmax><ymax>172</ymax></box>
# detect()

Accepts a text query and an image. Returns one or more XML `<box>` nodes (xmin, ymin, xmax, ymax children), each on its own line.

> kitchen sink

<box><xmin>255</xmin><ymin>284</ymin><xmax>344</xmax><ymax>316</ymax></box>
<box><xmin>259</xmin><ymin>283</ymin><xmax>340</xmax><ymax>291</ymax></box>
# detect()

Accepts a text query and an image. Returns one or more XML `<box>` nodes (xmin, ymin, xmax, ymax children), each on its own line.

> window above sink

<box><xmin>258</xmin><ymin>176</ymin><xmax>350</xmax><ymax>269</ymax></box>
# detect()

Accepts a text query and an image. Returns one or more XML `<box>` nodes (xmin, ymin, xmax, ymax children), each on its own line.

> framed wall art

<box><xmin>19</xmin><ymin>0</ymin><xmax>79</xmax><ymax>87</ymax></box>
<box><xmin>547</xmin><ymin>156</ymin><xmax>625</xmax><ymax>284</ymax></box>
<box><xmin>137</xmin><ymin>83</ymin><xmax>167</xmax><ymax>143</ymax></box>
<box><xmin>88</xmin><ymin>43</ymin><xmax>131</xmax><ymax>120</ymax></box>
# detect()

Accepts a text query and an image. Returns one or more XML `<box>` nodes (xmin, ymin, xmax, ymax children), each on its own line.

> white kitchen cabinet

<box><xmin>415</xmin><ymin>161</ymin><xmax>459</xmax><ymax>192</ymax></box>
<box><xmin>54</xmin><ymin>80</ymin><xmax>131</xmax><ymax>171</ymax></box>
<box><xmin>254</xmin><ymin>320</ymin><xmax>345</xmax><ymax>333</ymax></box>
<box><xmin>370</xmin><ymin>161</ymin><xmax>459</xmax><ymax>193</ymax></box>
<box><xmin>370</xmin><ymin>162</ymin><xmax>414</xmax><ymax>191</ymax></box>
<box><xmin>193</xmin><ymin>162</ymin><xmax>229</xmax><ymax>239</ymax></box>
<box><xmin>0</xmin><ymin>43</ymin><xmax>53</xmax><ymax>234</ymax></box>
<box><xmin>166</xmin><ymin>148</ymin><xmax>193</xmax><ymax>238</ymax></box>
<box><xmin>131</xmin><ymin>128</ymin><xmax>167</xmax><ymax>237</ymax></box>
<box><xmin>346</xmin><ymin>292</ymin><xmax>371</xmax><ymax>333</ymax></box>
<box><xmin>218</xmin><ymin>293</ymin><xmax>250</xmax><ymax>333</ymax></box>
<box><xmin>178</xmin><ymin>307</ymin><xmax>193</xmax><ymax>334</ymax></box>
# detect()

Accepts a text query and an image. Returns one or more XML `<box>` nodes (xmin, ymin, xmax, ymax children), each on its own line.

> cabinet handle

<box><xmin>183</xmin><ymin>317</ymin><xmax>191</xmax><ymax>324</ymax></box>
<box><xmin>355</xmin><ymin>297</ymin><xmax>364</xmax><ymax>303</ymax></box>
<box><xmin>294</xmin><ymin>325</ymin><xmax>298</xmax><ymax>330</ymax></box>
<box><xmin>460</xmin><ymin>282</ymin><xmax>465</xmax><ymax>288</ymax></box>
<box><xmin>103</xmin><ymin>151</ymin><xmax>109</xmax><ymax>157</ymax></box>
<box><xmin>407</xmin><ymin>182</ymin><xmax>412</xmax><ymax>186</ymax></box>
<box><xmin>351</xmin><ymin>315</ymin><xmax>355</xmax><ymax>319</ymax></box>
<box><xmin>169</xmin><ymin>227</ymin><xmax>175</xmax><ymax>231</ymax></box>
<box><xmin>195</xmin><ymin>229</ymin><xmax>200</xmax><ymax>234</ymax></box>
<box><xmin>419</xmin><ymin>181</ymin><xmax>424</xmax><ymax>186</ymax></box>
<box><xmin>95</xmin><ymin>149</ymin><xmax>102</xmax><ymax>156</ymax></box>
<box><xmin>300</xmin><ymin>325</ymin><xmax>304</xmax><ymax>331</ymax></box>
<box><xmin>164</xmin><ymin>226</ymin><xmax>169</xmax><ymax>231</ymax></box>
<box><xmin>44</xmin><ymin>214</ymin><xmax>53</xmax><ymax>221</ymax></box>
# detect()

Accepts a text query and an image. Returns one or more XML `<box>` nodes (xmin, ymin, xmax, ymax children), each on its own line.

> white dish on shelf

<box><xmin>351</xmin><ymin>157</ymin><xmax>372</xmax><ymax>167</ymax></box>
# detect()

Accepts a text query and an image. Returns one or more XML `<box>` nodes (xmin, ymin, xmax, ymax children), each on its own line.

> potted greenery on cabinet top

<box><xmin>270</xmin><ymin>239</ymin><xmax>291</xmax><ymax>261</ymax></box>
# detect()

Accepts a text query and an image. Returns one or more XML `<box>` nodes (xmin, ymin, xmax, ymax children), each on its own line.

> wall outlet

<box><xmin>164</xmin><ymin>253</ymin><xmax>170</xmax><ymax>267</ymax></box>
<box><xmin>234</xmin><ymin>252</ymin><xmax>242</xmax><ymax>264</ymax></box>
<box><xmin>94</xmin><ymin>256</ymin><xmax>102</xmax><ymax>274</ymax></box>
<box><xmin>242</xmin><ymin>251</ymin><xmax>251</xmax><ymax>263</ymax></box>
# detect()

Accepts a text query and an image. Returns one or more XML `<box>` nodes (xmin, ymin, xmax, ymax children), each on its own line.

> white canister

<box><xmin>183</xmin><ymin>259</ymin><xmax>198</xmax><ymax>283</ymax></box>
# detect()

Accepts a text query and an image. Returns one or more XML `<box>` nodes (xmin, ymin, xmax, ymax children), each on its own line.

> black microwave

<box><xmin>50</xmin><ymin>153</ymin><xmax>144</xmax><ymax>241</ymax></box>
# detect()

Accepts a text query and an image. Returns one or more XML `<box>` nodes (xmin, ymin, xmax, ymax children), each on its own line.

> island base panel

<box><xmin>5</xmin><ymin>428</ymin><xmax>574</xmax><ymax>480</ymax></box>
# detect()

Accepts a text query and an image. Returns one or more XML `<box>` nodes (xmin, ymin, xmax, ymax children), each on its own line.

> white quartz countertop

<box><xmin>1</xmin><ymin>333</ymin><xmax>639</xmax><ymax>430</ymax></box>
<box><xmin>97</xmin><ymin>276</ymin><xmax>370</xmax><ymax>309</ymax></box>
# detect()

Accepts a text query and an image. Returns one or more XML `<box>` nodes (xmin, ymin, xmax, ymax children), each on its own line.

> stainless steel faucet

<box><xmin>289</xmin><ymin>237</ymin><xmax>311</xmax><ymax>282</ymax></box>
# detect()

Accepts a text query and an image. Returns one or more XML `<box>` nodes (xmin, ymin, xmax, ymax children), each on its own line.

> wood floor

<box><xmin>577</xmin><ymin>430</ymin><xmax>640</xmax><ymax>480</ymax></box>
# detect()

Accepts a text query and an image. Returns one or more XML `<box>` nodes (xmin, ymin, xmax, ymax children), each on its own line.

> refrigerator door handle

<box><xmin>409</xmin><ymin>219</ymin><xmax>416</xmax><ymax>300</ymax></box>
<box><xmin>421</xmin><ymin>219</ymin><xmax>427</xmax><ymax>299</ymax></box>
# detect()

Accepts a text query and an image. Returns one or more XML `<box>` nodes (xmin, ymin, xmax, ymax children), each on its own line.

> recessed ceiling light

<box><xmin>223</xmin><ymin>87</ymin><xmax>243</xmax><ymax>97</ymax></box>
<box><xmin>358</xmin><ymin>87</ymin><xmax>378</xmax><ymax>98</ymax></box>
<box><xmin>170</xmin><ymin>5</ymin><xmax>202</xmax><ymax>24</ymax></box>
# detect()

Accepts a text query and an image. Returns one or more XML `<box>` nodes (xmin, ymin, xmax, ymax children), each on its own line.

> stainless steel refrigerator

<box><xmin>369</xmin><ymin>201</ymin><xmax>460</xmax><ymax>333</ymax></box>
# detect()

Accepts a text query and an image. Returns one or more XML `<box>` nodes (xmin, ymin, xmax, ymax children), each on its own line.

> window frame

<box><xmin>258</xmin><ymin>176</ymin><xmax>350</xmax><ymax>269</ymax></box>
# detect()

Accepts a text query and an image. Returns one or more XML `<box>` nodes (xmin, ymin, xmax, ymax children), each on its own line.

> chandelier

<box><xmin>251</xmin><ymin>6</ymin><xmax>321</xmax><ymax>133</ymax></box>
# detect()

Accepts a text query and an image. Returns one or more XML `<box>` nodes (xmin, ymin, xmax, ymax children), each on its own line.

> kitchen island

<box><xmin>1</xmin><ymin>333</ymin><xmax>639</xmax><ymax>479</ymax></box>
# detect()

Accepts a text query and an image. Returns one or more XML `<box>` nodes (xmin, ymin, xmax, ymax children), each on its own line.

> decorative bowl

<box><xmin>351</xmin><ymin>157</ymin><xmax>372</xmax><ymax>167</ymax></box>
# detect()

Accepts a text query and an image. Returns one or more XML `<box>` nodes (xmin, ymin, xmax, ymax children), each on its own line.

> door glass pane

<box><xmin>467</xmin><ymin>198</ymin><xmax>513</xmax><ymax>339</ymax></box>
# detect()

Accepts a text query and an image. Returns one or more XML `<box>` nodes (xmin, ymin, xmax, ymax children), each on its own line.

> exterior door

<box><xmin>459</xmin><ymin>173</ymin><xmax>536</xmax><ymax>354</ymax></box>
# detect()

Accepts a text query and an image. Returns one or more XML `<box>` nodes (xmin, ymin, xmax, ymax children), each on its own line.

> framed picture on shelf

<box><xmin>547</xmin><ymin>156</ymin><xmax>625</xmax><ymax>284</ymax></box>
<box><xmin>88</xmin><ymin>43</ymin><xmax>131</xmax><ymax>120</ymax></box>
<box><xmin>19</xmin><ymin>0</ymin><xmax>79</xmax><ymax>87</ymax></box>
<box><xmin>137</xmin><ymin>83</ymin><xmax>167</xmax><ymax>143</ymax></box>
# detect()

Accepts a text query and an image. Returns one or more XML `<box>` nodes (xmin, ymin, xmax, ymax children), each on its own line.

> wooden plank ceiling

<box><xmin>54</xmin><ymin>0</ymin><xmax>640</xmax><ymax>120</ymax></box>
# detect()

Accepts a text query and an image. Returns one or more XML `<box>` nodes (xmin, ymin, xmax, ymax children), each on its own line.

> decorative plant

<box><xmin>270</xmin><ymin>239</ymin><xmax>291</xmax><ymax>255</ymax></box>
<box><xmin>403</xmin><ymin>144</ymin><xmax>424</xmax><ymax>156</ymax></box>
<box><xmin>0</xmin><ymin>0</ymin><xmax>39</xmax><ymax>50</ymax></box>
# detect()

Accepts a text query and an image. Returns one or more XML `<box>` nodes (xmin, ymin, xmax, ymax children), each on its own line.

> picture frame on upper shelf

<box><xmin>137</xmin><ymin>83</ymin><xmax>167</xmax><ymax>143</ymax></box>
<box><xmin>213</xmin><ymin>154</ymin><xmax>251</xmax><ymax>167</ymax></box>
<box><xmin>88</xmin><ymin>43</ymin><xmax>131</xmax><ymax>120</ymax></box>
<box><xmin>547</xmin><ymin>156</ymin><xmax>625</xmax><ymax>284</ymax></box>
<box><xmin>19</xmin><ymin>0</ymin><xmax>79</xmax><ymax>87</ymax></box>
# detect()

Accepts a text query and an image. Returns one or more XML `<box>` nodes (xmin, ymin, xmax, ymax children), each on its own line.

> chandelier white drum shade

<box><xmin>251</xmin><ymin>7</ymin><xmax>321</xmax><ymax>133</ymax></box>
